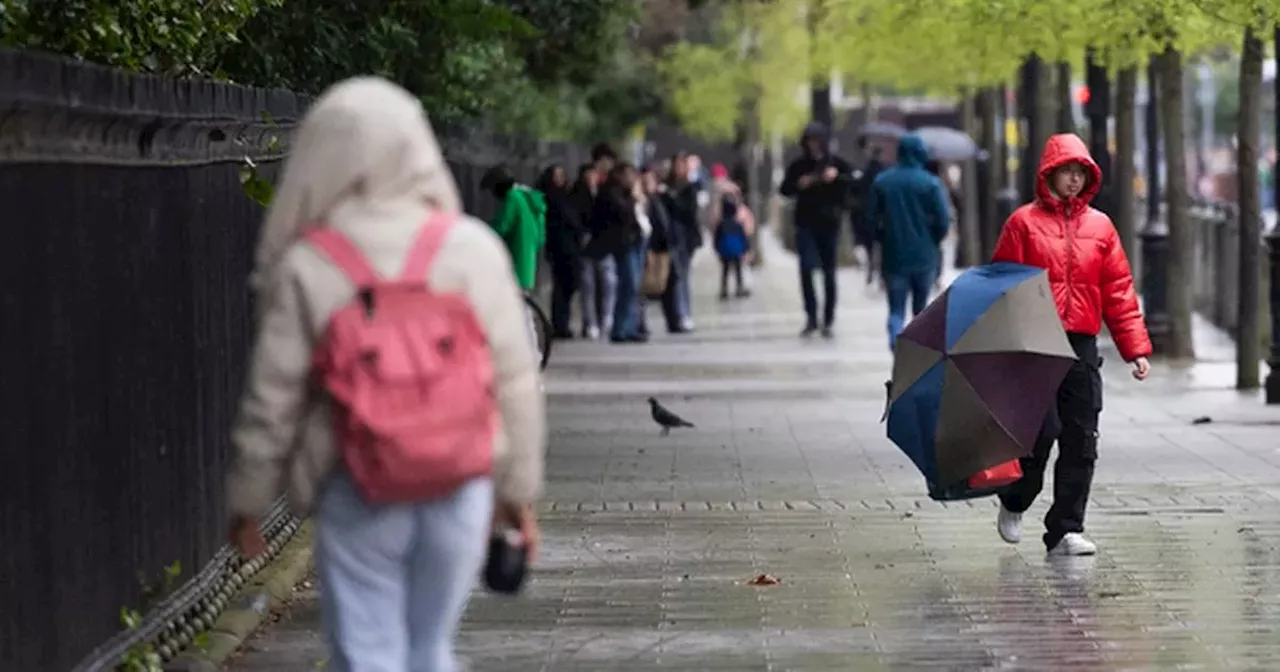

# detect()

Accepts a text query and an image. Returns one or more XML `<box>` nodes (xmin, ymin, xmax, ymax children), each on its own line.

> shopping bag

<box><xmin>642</xmin><ymin>251</ymin><xmax>670</xmax><ymax>298</ymax></box>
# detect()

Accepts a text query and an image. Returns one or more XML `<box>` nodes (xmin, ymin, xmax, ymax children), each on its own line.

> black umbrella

<box><xmin>858</xmin><ymin>121</ymin><xmax>907</xmax><ymax>139</ymax></box>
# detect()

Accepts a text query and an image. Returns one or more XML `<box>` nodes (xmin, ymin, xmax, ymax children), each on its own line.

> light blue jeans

<box><xmin>316</xmin><ymin>473</ymin><xmax>494</xmax><ymax>672</ymax></box>
<box><xmin>610</xmin><ymin>240</ymin><xmax>645</xmax><ymax>340</ymax></box>
<box><xmin>579</xmin><ymin>255</ymin><xmax>617</xmax><ymax>335</ymax></box>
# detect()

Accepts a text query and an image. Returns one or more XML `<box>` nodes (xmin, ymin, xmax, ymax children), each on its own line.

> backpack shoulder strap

<box><xmin>399</xmin><ymin>213</ymin><xmax>456</xmax><ymax>282</ymax></box>
<box><xmin>304</xmin><ymin>228</ymin><xmax>378</xmax><ymax>286</ymax></box>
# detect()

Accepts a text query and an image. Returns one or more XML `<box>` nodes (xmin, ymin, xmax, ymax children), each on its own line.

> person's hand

<box><xmin>230</xmin><ymin>516</ymin><xmax>268</xmax><ymax>558</ymax></box>
<box><xmin>1131</xmin><ymin>357</ymin><xmax>1151</xmax><ymax>381</ymax></box>
<box><xmin>822</xmin><ymin>166</ymin><xmax>838</xmax><ymax>182</ymax></box>
<box><xmin>796</xmin><ymin>174</ymin><xmax>816</xmax><ymax>190</ymax></box>
<box><xmin>495</xmin><ymin>501</ymin><xmax>541</xmax><ymax>563</ymax></box>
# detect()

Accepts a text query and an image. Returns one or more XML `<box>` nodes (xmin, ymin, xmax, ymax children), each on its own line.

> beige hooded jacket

<box><xmin>226</xmin><ymin>77</ymin><xmax>545</xmax><ymax>519</ymax></box>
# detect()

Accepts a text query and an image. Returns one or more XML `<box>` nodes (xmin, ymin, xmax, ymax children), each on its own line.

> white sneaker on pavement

<box><xmin>1047</xmin><ymin>532</ymin><xmax>1097</xmax><ymax>556</ymax></box>
<box><xmin>997</xmin><ymin>505</ymin><xmax>1022</xmax><ymax>544</ymax></box>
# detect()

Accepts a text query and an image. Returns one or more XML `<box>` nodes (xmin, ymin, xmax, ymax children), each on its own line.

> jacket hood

<box><xmin>250</xmin><ymin>76</ymin><xmax>460</xmax><ymax>295</ymax></box>
<box><xmin>800</xmin><ymin>122</ymin><xmax>830</xmax><ymax>155</ymax></box>
<box><xmin>1035</xmin><ymin>133</ymin><xmax>1101</xmax><ymax>214</ymax></box>
<box><xmin>896</xmin><ymin>134</ymin><xmax>930</xmax><ymax>167</ymax></box>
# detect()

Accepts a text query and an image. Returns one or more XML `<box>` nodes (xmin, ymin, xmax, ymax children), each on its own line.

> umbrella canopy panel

<box><xmin>886</xmin><ymin>263</ymin><xmax>1076</xmax><ymax>487</ymax></box>
<box><xmin>912</xmin><ymin>125</ymin><xmax>978</xmax><ymax>162</ymax></box>
<box><xmin>858</xmin><ymin>121</ymin><xmax>907</xmax><ymax>138</ymax></box>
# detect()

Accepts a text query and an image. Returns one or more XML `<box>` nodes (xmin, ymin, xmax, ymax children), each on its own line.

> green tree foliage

<box><xmin>215</xmin><ymin>0</ymin><xmax>535</xmax><ymax>125</ymax></box>
<box><xmin>659</xmin><ymin>0</ymin><xmax>1264</xmax><ymax>143</ymax></box>
<box><xmin>0</xmin><ymin>0</ymin><xmax>281</xmax><ymax>76</ymax></box>
<box><xmin>1</xmin><ymin>0</ymin><xmax>658</xmax><ymax>141</ymax></box>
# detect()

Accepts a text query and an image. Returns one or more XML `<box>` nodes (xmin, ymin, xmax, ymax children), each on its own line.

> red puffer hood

<box><xmin>1035</xmin><ymin>133</ymin><xmax>1102</xmax><ymax>217</ymax></box>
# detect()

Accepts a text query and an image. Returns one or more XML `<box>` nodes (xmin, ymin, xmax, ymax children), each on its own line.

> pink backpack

<box><xmin>305</xmin><ymin>215</ymin><xmax>496</xmax><ymax>504</ymax></box>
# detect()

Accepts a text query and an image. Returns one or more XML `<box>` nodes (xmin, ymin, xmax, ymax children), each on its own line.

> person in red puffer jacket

<box><xmin>990</xmin><ymin>133</ymin><xmax>1153</xmax><ymax>557</ymax></box>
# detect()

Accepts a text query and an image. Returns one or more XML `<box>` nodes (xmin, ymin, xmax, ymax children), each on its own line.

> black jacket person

<box><xmin>779</xmin><ymin>122</ymin><xmax>853</xmax><ymax>337</ymax></box>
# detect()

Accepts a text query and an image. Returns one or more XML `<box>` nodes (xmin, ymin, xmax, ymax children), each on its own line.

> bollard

<box><xmin>1141</xmin><ymin>214</ymin><xmax>1172</xmax><ymax>356</ymax></box>
<box><xmin>1266</xmin><ymin>224</ymin><xmax>1280</xmax><ymax>404</ymax></box>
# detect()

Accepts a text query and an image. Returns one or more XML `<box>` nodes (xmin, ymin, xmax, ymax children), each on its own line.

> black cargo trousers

<box><xmin>998</xmin><ymin>333</ymin><xmax>1103</xmax><ymax>550</ymax></box>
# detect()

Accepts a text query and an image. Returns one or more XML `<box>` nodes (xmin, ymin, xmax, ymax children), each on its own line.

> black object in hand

<box><xmin>484</xmin><ymin>529</ymin><xmax>528</xmax><ymax>595</ymax></box>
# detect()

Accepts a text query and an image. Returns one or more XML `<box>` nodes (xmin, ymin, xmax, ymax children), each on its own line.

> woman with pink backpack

<box><xmin>225</xmin><ymin>77</ymin><xmax>546</xmax><ymax>672</ymax></box>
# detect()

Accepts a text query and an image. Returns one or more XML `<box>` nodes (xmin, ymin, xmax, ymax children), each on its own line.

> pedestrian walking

<box><xmin>851</xmin><ymin>135</ymin><xmax>886</xmax><ymax>285</ymax></box>
<box><xmin>588</xmin><ymin>162</ymin><xmax>647</xmax><ymax>343</ymax></box>
<box><xmin>575</xmin><ymin>145</ymin><xmax>619</xmax><ymax>339</ymax></box>
<box><xmin>632</xmin><ymin>168</ymin><xmax>657</xmax><ymax>338</ymax></box>
<box><xmin>227</xmin><ymin>76</ymin><xmax>545</xmax><ymax>672</ymax></box>
<box><xmin>661</xmin><ymin>152</ymin><xmax>701</xmax><ymax>332</ymax></box>
<box><xmin>708</xmin><ymin>166</ymin><xmax>755</xmax><ymax>299</ymax></box>
<box><xmin>480</xmin><ymin>164</ymin><xmax>547</xmax><ymax>354</ymax></box>
<box><xmin>779</xmin><ymin>122</ymin><xmax>854</xmax><ymax>338</ymax></box>
<box><xmin>535</xmin><ymin>164</ymin><xmax>582</xmax><ymax>339</ymax></box>
<box><xmin>923</xmin><ymin>158</ymin><xmax>959</xmax><ymax>288</ymax></box>
<box><xmin>641</xmin><ymin>165</ymin><xmax>687</xmax><ymax>335</ymax></box>
<box><xmin>992</xmin><ymin>133</ymin><xmax>1152</xmax><ymax>556</ymax></box>
<box><xmin>865</xmin><ymin>134</ymin><xmax>951</xmax><ymax>351</ymax></box>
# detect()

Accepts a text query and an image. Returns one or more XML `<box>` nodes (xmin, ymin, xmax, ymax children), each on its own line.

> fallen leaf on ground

<box><xmin>744</xmin><ymin>573</ymin><xmax>781</xmax><ymax>586</ymax></box>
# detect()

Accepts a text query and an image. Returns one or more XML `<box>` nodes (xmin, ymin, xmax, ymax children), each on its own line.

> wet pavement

<box><xmin>230</xmin><ymin>234</ymin><xmax>1280</xmax><ymax>671</ymax></box>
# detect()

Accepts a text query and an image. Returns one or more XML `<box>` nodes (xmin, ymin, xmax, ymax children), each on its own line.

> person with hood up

<box><xmin>865</xmin><ymin>133</ymin><xmax>952</xmax><ymax>350</ymax></box>
<box><xmin>991</xmin><ymin>133</ymin><xmax>1152</xmax><ymax>557</ymax></box>
<box><xmin>226</xmin><ymin>77</ymin><xmax>546</xmax><ymax>671</ymax></box>
<box><xmin>779</xmin><ymin>122</ymin><xmax>854</xmax><ymax>338</ymax></box>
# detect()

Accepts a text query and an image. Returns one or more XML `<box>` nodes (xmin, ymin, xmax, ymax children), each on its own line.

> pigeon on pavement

<box><xmin>648</xmin><ymin>397</ymin><xmax>696</xmax><ymax>436</ymax></box>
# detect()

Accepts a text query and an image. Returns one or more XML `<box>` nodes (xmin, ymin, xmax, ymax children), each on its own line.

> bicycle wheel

<box><xmin>523</xmin><ymin>294</ymin><xmax>553</xmax><ymax>371</ymax></box>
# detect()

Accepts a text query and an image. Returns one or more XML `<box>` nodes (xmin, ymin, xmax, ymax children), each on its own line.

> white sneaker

<box><xmin>997</xmin><ymin>506</ymin><xmax>1022</xmax><ymax>544</ymax></box>
<box><xmin>585</xmin><ymin>326</ymin><xmax>601</xmax><ymax>340</ymax></box>
<box><xmin>1047</xmin><ymin>532</ymin><xmax>1097</xmax><ymax>556</ymax></box>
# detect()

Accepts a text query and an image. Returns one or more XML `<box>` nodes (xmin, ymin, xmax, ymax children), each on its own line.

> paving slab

<box><xmin>230</xmin><ymin>234</ymin><xmax>1280</xmax><ymax>671</ymax></box>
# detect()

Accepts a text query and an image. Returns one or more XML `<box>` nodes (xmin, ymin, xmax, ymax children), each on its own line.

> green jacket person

<box><xmin>482</xmin><ymin>165</ymin><xmax>547</xmax><ymax>291</ymax></box>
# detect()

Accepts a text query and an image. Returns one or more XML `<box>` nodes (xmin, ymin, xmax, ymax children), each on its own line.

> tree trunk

<box><xmin>1158</xmin><ymin>45</ymin><xmax>1196</xmax><ymax>359</ymax></box>
<box><xmin>738</xmin><ymin>29</ymin><xmax>765</xmax><ymax>264</ymax></box>
<box><xmin>1019</xmin><ymin>56</ymin><xmax>1053</xmax><ymax>201</ymax></box>
<box><xmin>1145</xmin><ymin>58</ymin><xmax>1162</xmax><ymax>226</ymax></box>
<box><xmin>978</xmin><ymin>88</ymin><xmax>1002</xmax><ymax>259</ymax></box>
<box><xmin>1238</xmin><ymin>27</ymin><xmax>1264</xmax><ymax>388</ymax></box>
<box><xmin>1056</xmin><ymin>62</ymin><xmax>1075</xmax><ymax>133</ymax></box>
<box><xmin>958</xmin><ymin>92</ymin><xmax>982</xmax><ymax>267</ymax></box>
<box><xmin>997</xmin><ymin>83</ymin><xmax>1011</xmax><ymax>191</ymax></box>
<box><xmin>1085</xmin><ymin>49</ymin><xmax>1112</xmax><ymax>215</ymax></box>
<box><xmin>1115</xmin><ymin>66</ymin><xmax>1139</xmax><ymax>262</ymax></box>
<box><xmin>808</xmin><ymin>0</ymin><xmax>831</xmax><ymax>129</ymax></box>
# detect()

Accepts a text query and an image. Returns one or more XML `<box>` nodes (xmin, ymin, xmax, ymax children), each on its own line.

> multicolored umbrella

<box><xmin>885</xmin><ymin>263</ymin><xmax>1076</xmax><ymax>496</ymax></box>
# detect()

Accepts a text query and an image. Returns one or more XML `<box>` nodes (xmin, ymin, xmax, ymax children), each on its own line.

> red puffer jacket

<box><xmin>992</xmin><ymin>134</ymin><xmax>1152</xmax><ymax>362</ymax></box>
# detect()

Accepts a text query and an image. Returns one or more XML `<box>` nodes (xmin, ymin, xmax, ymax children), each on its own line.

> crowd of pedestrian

<box><xmin>528</xmin><ymin>143</ymin><xmax>751</xmax><ymax>344</ymax></box>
